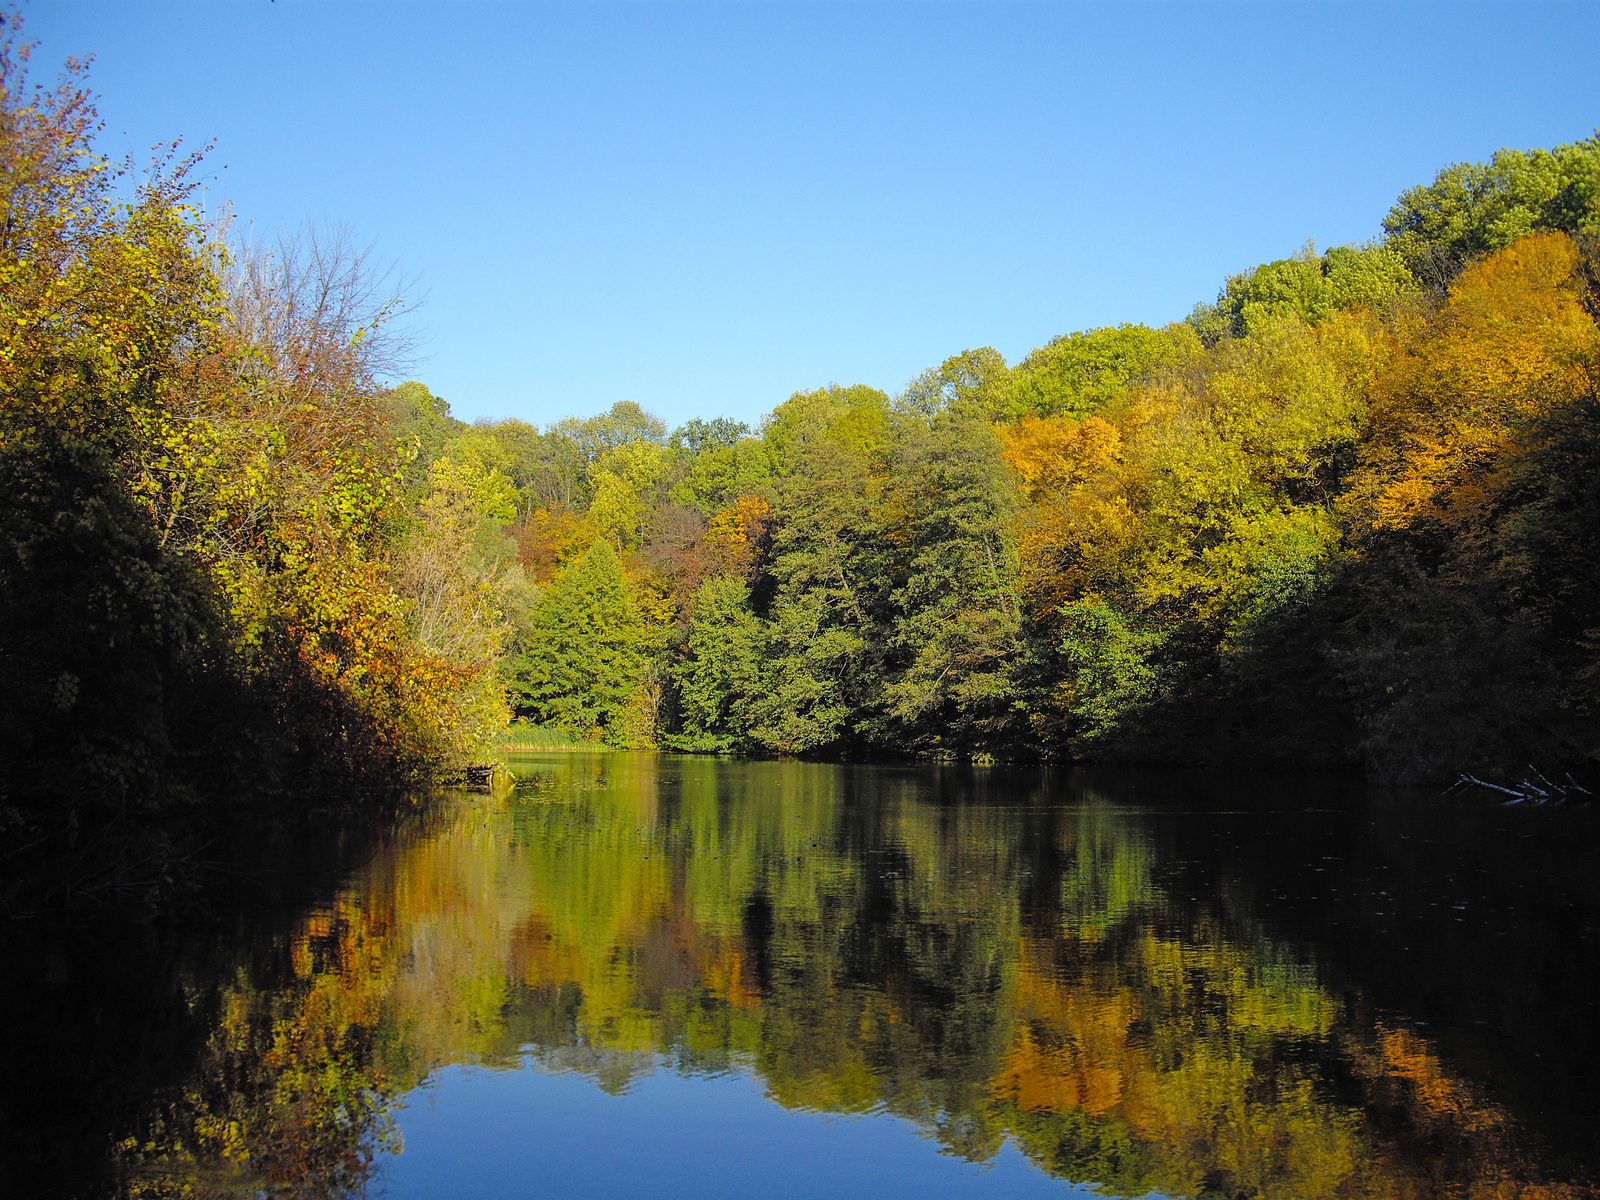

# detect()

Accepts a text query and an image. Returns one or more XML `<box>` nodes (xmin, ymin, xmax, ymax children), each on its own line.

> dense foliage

<box><xmin>3</xmin><ymin>15</ymin><xmax>1597</xmax><ymax>807</ymax></box>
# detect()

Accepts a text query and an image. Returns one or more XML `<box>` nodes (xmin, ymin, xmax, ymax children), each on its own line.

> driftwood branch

<box><xmin>1444</xmin><ymin>767</ymin><xmax>1593</xmax><ymax>805</ymax></box>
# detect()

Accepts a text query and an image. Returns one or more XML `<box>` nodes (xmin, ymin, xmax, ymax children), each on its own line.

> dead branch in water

<box><xmin>1443</xmin><ymin>767</ymin><xmax>1593</xmax><ymax>805</ymax></box>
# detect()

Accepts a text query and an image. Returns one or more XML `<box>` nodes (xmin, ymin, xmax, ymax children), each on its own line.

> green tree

<box><xmin>1382</xmin><ymin>135</ymin><xmax>1600</xmax><ymax>284</ymax></box>
<box><xmin>670</xmin><ymin>436</ymin><xmax>773</xmax><ymax>516</ymax></box>
<box><xmin>901</xmin><ymin>347</ymin><xmax>1012</xmax><ymax>417</ymax></box>
<box><xmin>529</xmin><ymin>401</ymin><xmax>669</xmax><ymax>513</ymax></box>
<box><xmin>669</xmin><ymin>417</ymin><xmax>749</xmax><ymax>456</ymax></box>
<box><xmin>871</xmin><ymin>407</ymin><xmax>1027</xmax><ymax>752</ymax></box>
<box><xmin>1055</xmin><ymin>597</ymin><xmax>1168</xmax><ymax>741</ymax></box>
<box><xmin>668</xmin><ymin>574</ymin><xmax>765</xmax><ymax>751</ymax></box>
<box><xmin>761</xmin><ymin>383</ymin><xmax>892</xmax><ymax>471</ymax></box>
<box><xmin>588</xmin><ymin>440</ymin><xmax>668</xmax><ymax>548</ymax></box>
<box><xmin>1189</xmin><ymin>243</ymin><xmax>1414</xmax><ymax>345</ymax></box>
<box><xmin>384</xmin><ymin>381</ymin><xmax>461</xmax><ymax>499</ymax></box>
<box><xmin>1007</xmin><ymin>324</ymin><xmax>1196</xmax><ymax>421</ymax></box>
<box><xmin>547</xmin><ymin>400</ymin><xmax>667</xmax><ymax>464</ymax></box>
<box><xmin>749</xmin><ymin>432</ymin><xmax>887</xmax><ymax>754</ymax></box>
<box><xmin>506</xmin><ymin>539</ymin><xmax>650</xmax><ymax>740</ymax></box>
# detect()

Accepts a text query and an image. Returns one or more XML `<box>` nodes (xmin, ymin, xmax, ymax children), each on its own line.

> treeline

<box><xmin>434</xmin><ymin>136</ymin><xmax>1600</xmax><ymax>781</ymax></box>
<box><xmin>3</xmin><ymin>13</ymin><xmax>1598</xmax><ymax>828</ymax></box>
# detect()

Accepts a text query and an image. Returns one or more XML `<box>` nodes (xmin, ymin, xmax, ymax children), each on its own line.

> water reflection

<box><xmin>27</xmin><ymin>757</ymin><xmax>1600</xmax><ymax>1198</ymax></box>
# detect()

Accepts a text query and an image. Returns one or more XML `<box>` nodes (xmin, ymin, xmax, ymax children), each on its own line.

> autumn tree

<box><xmin>1334</xmin><ymin>230</ymin><xmax>1600</xmax><ymax>778</ymax></box>
<box><xmin>0</xmin><ymin>18</ymin><xmax>228</xmax><ymax>806</ymax></box>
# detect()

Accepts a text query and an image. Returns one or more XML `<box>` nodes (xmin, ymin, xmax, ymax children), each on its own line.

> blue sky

<box><xmin>25</xmin><ymin>1</ymin><xmax>1600</xmax><ymax>429</ymax></box>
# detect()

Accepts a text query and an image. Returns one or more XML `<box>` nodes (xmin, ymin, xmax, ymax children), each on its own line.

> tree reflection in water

<box><xmin>90</xmin><ymin>756</ymin><xmax>1599</xmax><ymax>1198</ymax></box>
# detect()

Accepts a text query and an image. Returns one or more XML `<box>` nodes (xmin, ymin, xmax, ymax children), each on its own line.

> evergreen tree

<box><xmin>668</xmin><ymin>574</ymin><xmax>764</xmax><ymax>751</ymax></box>
<box><xmin>506</xmin><ymin>539</ymin><xmax>648</xmax><ymax>739</ymax></box>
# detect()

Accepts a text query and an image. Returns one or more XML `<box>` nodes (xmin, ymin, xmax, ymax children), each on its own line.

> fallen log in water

<box><xmin>1444</xmin><ymin>766</ymin><xmax>1593</xmax><ymax>804</ymax></box>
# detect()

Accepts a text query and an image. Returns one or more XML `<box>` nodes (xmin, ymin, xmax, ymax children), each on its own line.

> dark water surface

<box><xmin>5</xmin><ymin>756</ymin><xmax>1598</xmax><ymax>1198</ymax></box>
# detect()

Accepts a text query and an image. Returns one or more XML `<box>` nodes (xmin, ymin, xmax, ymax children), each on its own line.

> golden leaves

<box><xmin>705</xmin><ymin>492</ymin><xmax>772</xmax><ymax>577</ymax></box>
<box><xmin>1360</xmin><ymin>231</ymin><xmax>1599</xmax><ymax>537</ymax></box>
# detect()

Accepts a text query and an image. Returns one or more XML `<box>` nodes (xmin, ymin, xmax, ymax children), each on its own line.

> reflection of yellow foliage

<box><xmin>994</xmin><ymin>964</ymin><xmax>1140</xmax><ymax>1117</ymax></box>
<box><xmin>700</xmin><ymin>942</ymin><xmax>760</xmax><ymax>1010</ymax></box>
<box><xmin>993</xmin><ymin>934</ymin><xmax>1378</xmax><ymax>1200</ymax></box>
<box><xmin>1356</xmin><ymin>1024</ymin><xmax>1506</xmax><ymax>1137</ymax></box>
<box><xmin>509</xmin><ymin>915</ymin><xmax>588</xmax><ymax>988</ymax></box>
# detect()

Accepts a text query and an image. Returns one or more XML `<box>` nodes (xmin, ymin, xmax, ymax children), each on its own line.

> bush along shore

<box><xmin>4</xmin><ymin>18</ymin><xmax>1599</xmax><ymax>901</ymax></box>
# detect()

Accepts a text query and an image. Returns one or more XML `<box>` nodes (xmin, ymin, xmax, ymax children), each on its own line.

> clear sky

<box><xmin>23</xmin><ymin>0</ymin><xmax>1600</xmax><ymax>430</ymax></box>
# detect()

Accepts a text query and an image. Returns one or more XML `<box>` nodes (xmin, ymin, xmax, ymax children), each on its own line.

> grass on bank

<box><xmin>498</xmin><ymin>722</ymin><xmax>612</xmax><ymax>752</ymax></box>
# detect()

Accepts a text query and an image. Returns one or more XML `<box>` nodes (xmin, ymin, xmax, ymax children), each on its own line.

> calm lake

<box><xmin>6</xmin><ymin>755</ymin><xmax>1599</xmax><ymax>1199</ymax></box>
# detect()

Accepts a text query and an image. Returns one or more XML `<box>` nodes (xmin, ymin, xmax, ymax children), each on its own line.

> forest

<box><xmin>3</xmin><ymin>18</ymin><xmax>1599</xmax><ymax>834</ymax></box>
